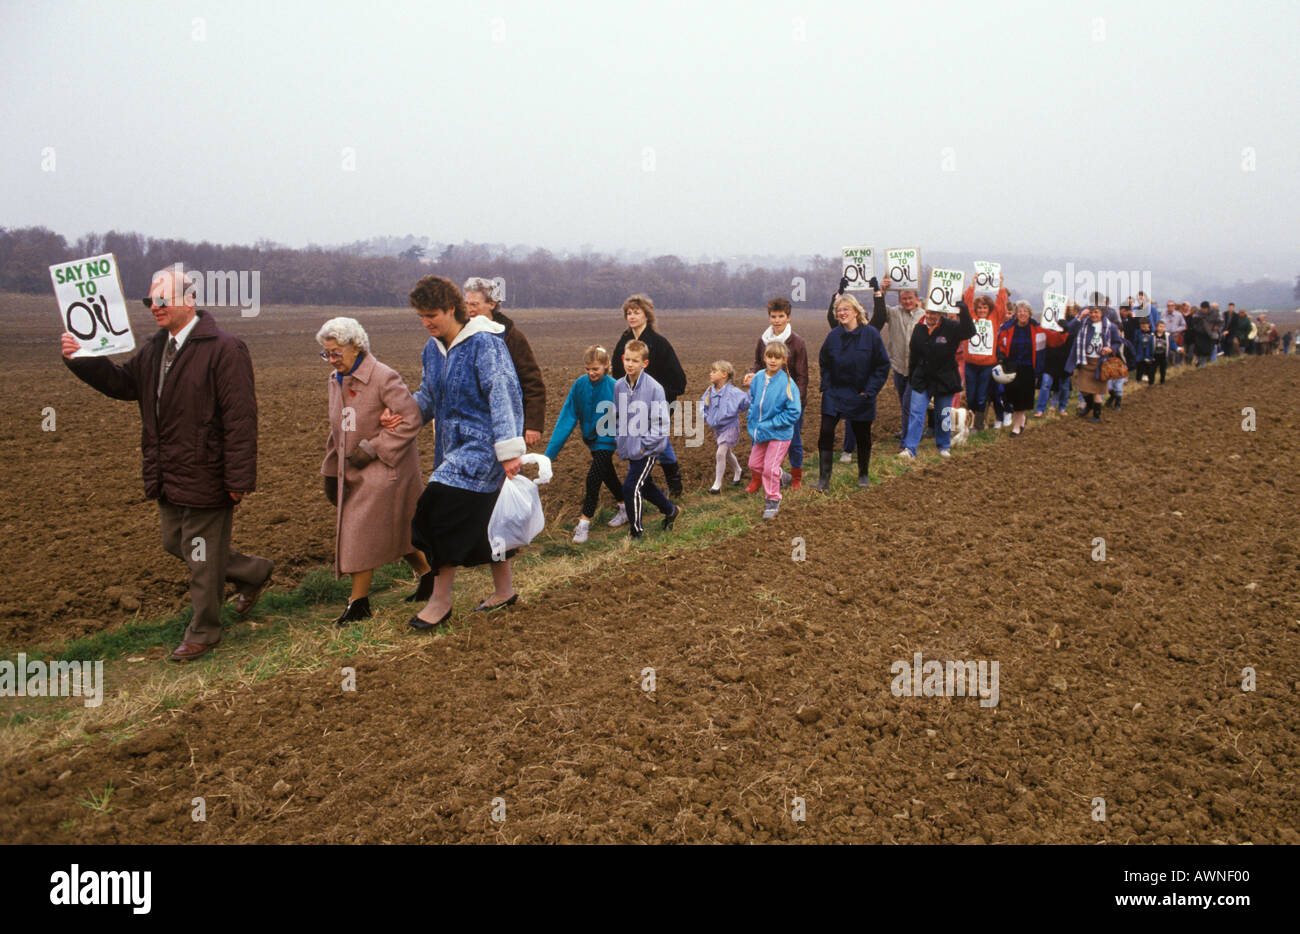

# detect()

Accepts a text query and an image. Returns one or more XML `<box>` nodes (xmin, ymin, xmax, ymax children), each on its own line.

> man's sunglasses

<box><xmin>141</xmin><ymin>297</ymin><xmax>173</xmax><ymax>309</ymax></box>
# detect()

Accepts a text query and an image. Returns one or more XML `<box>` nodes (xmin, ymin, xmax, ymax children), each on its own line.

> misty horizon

<box><xmin>3</xmin><ymin>1</ymin><xmax>1297</xmax><ymax>282</ymax></box>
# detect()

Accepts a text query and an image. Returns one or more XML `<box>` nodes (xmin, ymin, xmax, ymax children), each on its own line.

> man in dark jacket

<box><xmin>1187</xmin><ymin>307</ymin><xmax>1216</xmax><ymax>366</ymax></box>
<box><xmin>464</xmin><ymin>278</ymin><xmax>546</xmax><ymax>446</ymax></box>
<box><xmin>900</xmin><ymin>299</ymin><xmax>977</xmax><ymax>458</ymax></box>
<box><xmin>60</xmin><ymin>265</ymin><xmax>272</xmax><ymax>661</ymax></box>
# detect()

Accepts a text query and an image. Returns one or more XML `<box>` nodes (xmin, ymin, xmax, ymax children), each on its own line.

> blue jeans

<box><xmin>788</xmin><ymin>412</ymin><xmax>803</xmax><ymax>468</ymax></box>
<box><xmin>904</xmin><ymin>389</ymin><xmax>954</xmax><ymax>456</ymax></box>
<box><xmin>1036</xmin><ymin>373</ymin><xmax>1070</xmax><ymax>414</ymax></box>
<box><xmin>660</xmin><ymin>437</ymin><xmax>677</xmax><ymax>465</ymax></box>
<box><xmin>1108</xmin><ymin>377</ymin><xmax>1126</xmax><ymax>396</ymax></box>
<box><xmin>1210</xmin><ymin>344</ymin><xmax>1219</xmax><ymax>363</ymax></box>
<box><xmin>965</xmin><ymin>363</ymin><xmax>994</xmax><ymax>412</ymax></box>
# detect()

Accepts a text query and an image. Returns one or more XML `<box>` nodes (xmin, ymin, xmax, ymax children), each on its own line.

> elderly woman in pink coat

<box><xmin>318</xmin><ymin>317</ymin><xmax>432</xmax><ymax>624</ymax></box>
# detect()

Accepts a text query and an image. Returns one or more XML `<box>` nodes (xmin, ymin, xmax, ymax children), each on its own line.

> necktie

<box><xmin>157</xmin><ymin>337</ymin><xmax>179</xmax><ymax>407</ymax></box>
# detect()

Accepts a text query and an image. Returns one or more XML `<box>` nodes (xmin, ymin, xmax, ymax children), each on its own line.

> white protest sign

<box><xmin>885</xmin><ymin>248</ymin><xmax>922</xmax><ymax>292</ymax></box>
<box><xmin>50</xmin><ymin>254</ymin><xmax>134</xmax><ymax>357</ymax></box>
<box><xmin>926</xmin><ymin>268</ymin><xmax>965</xmax><ymax>313</ymax></box>
<box><xmin>841</xmin><ymin>246</ymin><xmax>875</xmax><ymax>292</ymax></box>
<box><xmin>973</xmin><ymin>261</ymin><xmax>1001</xmax><ymax>295</ymax></box>
<box><xmin>968</xmin><ymin>318</ymin><xmax>995</xmax><ymax>356</ymax></box>
<box><xmin>1042</xmin><ymin>290</ymin><xmax>1068</xmax><ymax>331</ymax></box>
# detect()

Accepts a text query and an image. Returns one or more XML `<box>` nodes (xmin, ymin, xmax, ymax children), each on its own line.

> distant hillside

<box><xmin>4</xmin><ymin>226</ymin><xmax>1296</xmax><ymax>311</ymax></box>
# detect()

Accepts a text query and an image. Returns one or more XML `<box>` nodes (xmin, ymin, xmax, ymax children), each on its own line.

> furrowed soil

<box><xmin>2</xmin><ymin>294</ymin><xmax>1298</xmax><ymax>843</ymax></box>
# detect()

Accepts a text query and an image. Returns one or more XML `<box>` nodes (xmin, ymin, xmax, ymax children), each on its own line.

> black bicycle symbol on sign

<box><xmin>889</xmin><ymin>264</ymin><xmax>916</xmax><ymax>283</ymax></box>
<box><xmin>929</xmin><ymin>285</ymin><xmax>955</xmax><ymax>307</ymax></box>
<box><xmin>65</xmin><ymin>296</ymin><xmax>127</xmax><ymax>341</ymax></box>
<box><xmin>843</xmin><ymin>261</ymin><xmax>871</xmax><ymax>283</ymax></box>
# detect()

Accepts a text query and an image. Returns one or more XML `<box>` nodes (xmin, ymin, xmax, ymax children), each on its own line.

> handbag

<box><xmin>1099</xmin><ymin>355</ymin><xmax>1128</xmax><ymax>381</ymax></box>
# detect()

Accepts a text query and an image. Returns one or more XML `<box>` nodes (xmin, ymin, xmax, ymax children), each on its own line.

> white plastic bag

<box><xmin>487</xmin><ymin>453</ymin><xmax>552</xmax><ymax>561</ymax></box>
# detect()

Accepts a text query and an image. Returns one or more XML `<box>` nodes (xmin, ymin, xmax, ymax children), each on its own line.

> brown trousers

<box><xmin>158</xmin><ymin>502</ymin><xmax>273</xmax><ymax>645</ymax></box>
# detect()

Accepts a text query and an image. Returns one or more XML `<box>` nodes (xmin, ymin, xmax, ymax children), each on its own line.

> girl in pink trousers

<box><xmin>747</xmin><ymin>342</ymin><xmax>802</xmax><ymax>520</ymax></box>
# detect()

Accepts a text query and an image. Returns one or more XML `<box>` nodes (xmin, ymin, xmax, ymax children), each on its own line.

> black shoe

<box><xmin>474</xmin><ymin>593</ymin><xmax>518</xmax><ymax>612</ymax></box>
<box><xmin>404</xmin><ymin>570</ymin><xmax>436</xmax><ymax>603</ymax></box>
<box><xmin>335</xmin><ymin>596</ymin><xmax>372</xmax><ymax>626</ymax></box>
<box><xmin>707</xmin><ymin>486</ymin><xmax>721</xmax><ymax>495</ymax></box>
<box><xmin>1113</xmin><ymin>398</ymin><xmax>1122</xmax><ymax>410</ymax></box>
<box><xmin>661</xmin><ymin>461</ymin><xmax>683</xmax><ymax>498</ymax></box>
<box><xmin>661</xmin><ymin>505</ymin><xmax>680</xmax><ymax>531</ymax></box>
<box><xmin>408</xmin><ymin>605</ymin><xmax>453</xmax><ymax>631</ymax></box>
<box><xmin>630</xmin><ymin>530</ymin><xmax>643</xmax><ymax>540</ymax></box>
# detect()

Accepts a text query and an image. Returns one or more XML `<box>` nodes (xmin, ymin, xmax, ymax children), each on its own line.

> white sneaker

<box><xmin>608</xmin><ymin>506</ymin><xmax>628</xmax><ymax>528</ymax></box>
<box><xmin>1002</xmin><ymin>413</ymin><xmax>1013</xmax><ymax>428</ymax></box>
<box><xmin>939</xmin><ymin>450</ymin><xmax>951</xmax><ymax>459</ymax></box>
<box><xmin>572</xmin><ymin>521</ymin><xmax>590</xmax><ymax>544</ymax></box>
<box><xmin>898</xmin><ymin>450</ymin><xmax>915</xmax><ymax>460</ymax></box>
<box><xmin>839</xmin><ymin>452</ymin><xmax>852</xmax><ymax>463</ymax></box>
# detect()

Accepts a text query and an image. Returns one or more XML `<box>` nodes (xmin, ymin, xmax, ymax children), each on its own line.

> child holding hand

<box><xmin>544</xmin><ymin>345</ymin><xmax>626</xmax><ymax>543</ymax></box>
<box><xmin>701</xmin><ymin>360</ymin><xmax>750</xmax><ymax>494</ymax></box>
<box><xmin>747</xmin><ymin>342</ymin><xmax>802</xmax><ymax>520</ymax></box>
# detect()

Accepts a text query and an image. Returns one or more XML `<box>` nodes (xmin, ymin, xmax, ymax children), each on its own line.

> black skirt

<box><xmin>1005</xmin><ymin>365</ymin><xmax>1037</xmax><ymax>411</ymax></box>
<box><xmin>411</xmin><ymin>481</ymin><xmax>516</xmax><ymax>568</ymax></box>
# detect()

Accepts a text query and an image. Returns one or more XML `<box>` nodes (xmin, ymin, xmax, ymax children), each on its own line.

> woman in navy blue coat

<box><xmin>813</xmin><ymin>293</ymin><xmax>892</xmax><ymax>490</ymax></box>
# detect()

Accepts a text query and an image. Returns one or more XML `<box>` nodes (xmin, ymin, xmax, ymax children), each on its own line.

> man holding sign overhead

<box><xmin>60</xmin><ymin>265</ymin><xmax>272</xmax><ymax>662</ymax></box>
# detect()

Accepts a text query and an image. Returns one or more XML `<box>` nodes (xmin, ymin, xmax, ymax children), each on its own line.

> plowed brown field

<box><xmin>2</xmin><ymin>294</ymin><xmax>1297</xmax><ymax>843</ymax></box>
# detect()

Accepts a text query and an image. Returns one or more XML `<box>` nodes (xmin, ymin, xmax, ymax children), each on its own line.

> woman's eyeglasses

<box><xmin>320</xmin><ymin>350</ymin><xmax>345</xmax><ymax>362</ymax></box>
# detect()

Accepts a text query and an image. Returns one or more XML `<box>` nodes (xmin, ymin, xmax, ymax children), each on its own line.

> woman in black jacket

<box><xmin>610</xmin><ymin>293</ymin><xmax>688</xmax><ymax>496</ymax></box>
<box><xmin>812</xmin><ymin>292</ymin><xmax>891</xmax><ymax>490</ymax></box>
<box><xmin>899</xmin><ymin>300</ymin><xmax>976</xmax><ymax>459</ymax></box>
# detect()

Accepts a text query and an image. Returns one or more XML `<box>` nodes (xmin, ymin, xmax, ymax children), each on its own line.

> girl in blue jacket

<box><xmin>545</xmin><ymin>345</ymin><xmax>625</xmax><ymax>543</ymax></box>
<box><xmin>748</xmin><ymin>342</ymin><xmax>802</xmax><ymax>519</ymax></box>
<box><xmin>701</xmin><ymin>360</ymin><xmax>750</xmax><ymax>494</ymax></box>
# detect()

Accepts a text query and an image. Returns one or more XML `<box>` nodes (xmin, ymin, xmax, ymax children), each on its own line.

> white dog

<box><xmin>948</xmin><ymin>406</ymin><xmax>975</xmax><ymax>445</ymax></box>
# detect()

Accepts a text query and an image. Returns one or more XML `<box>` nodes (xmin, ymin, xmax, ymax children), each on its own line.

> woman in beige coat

<box><xmin>317</xmin><ymin>317</ymin><xmax>432</xmax><ymax>624</ymax></box>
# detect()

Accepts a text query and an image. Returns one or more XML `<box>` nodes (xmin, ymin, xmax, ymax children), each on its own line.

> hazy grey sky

<box><xmin>3</xmin><ymin>0</ymin><xmax>1297</xmax><ymax>274</ymax></box>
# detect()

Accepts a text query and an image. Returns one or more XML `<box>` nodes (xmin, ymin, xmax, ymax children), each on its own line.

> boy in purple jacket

<box><xmin>615</xmin><ymin>341</ymin><xmax>680</xmax><ymax>538</ymax></box>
